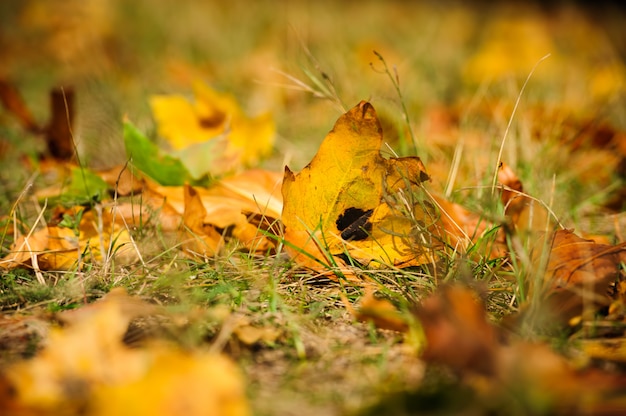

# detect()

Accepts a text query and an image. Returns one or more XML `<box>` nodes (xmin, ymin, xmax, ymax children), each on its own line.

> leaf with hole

<box><xmin>281</xmin><ymin>101</ymin><xmax>437</xmax><ymax>272</ymax></box>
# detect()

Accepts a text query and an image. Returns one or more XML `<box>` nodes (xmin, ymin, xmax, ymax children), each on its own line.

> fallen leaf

<box><xmin>429</xmin><ymin>195</ymin><xmax>506</xmax><ymax>259</ymax></box>
<box><xmin>350</xmin><ymin>288</ymin><xmax>409</xmax><ymax>332</ymax></box>
<box><xmin>414</xmin><ymin>285</ymin><xmax>626</xmax><ymax>413</ymax></box>
<box><xmin>547</xmin><ymin>229</ymin><xmax>626</xmax><ymax>289</ymax></box>
<box><xmin>232</xmin><ymin>316</ymin><xmax>282</xmax><ymax>346</ymax></box>
<box><xmin>150</xmin><ymin>82</ymin><xmax>275</xmax><ymax>177</ymax></box>
<box><xmin>281</xmin><ymin>101</ymin><xmax>434</xmax><ymax>272</ymax></box>
<box><xmin>0</xmin><ymin>205</ymin><xmax>136</xmax><ymax>272</ymax></box>
<box><xmin>46</xmin><ymin>87</ymin><xmax>75</xmax><ymax>160</ymax></box>
<box><xmin>56</xmin><ymin>287</ymin><xmax>159</xmax><ymax>326</ymax></box>
<box><xmin>123</xmin><ymin>119</ymin><xmax>201</xmax><ymax>186</ymax></box>
<box><xmin>141</xmin><ymin>170</ymin><xmax>282</xmax><ymax>253</ymax></box>
<box><xmin>181</xmin><ymin>184</ymin><xmax>224</xmax><ymax>258</ymax></box>
<box><xmin>0</xmin><ymin>289</ymin><xmax>250</xmax><ymax>416</ymax></box>
<box><xmin>90</xmin><ymin>347</ymin><xmax>250</xmax><ymax>416</ymax></box>
<box><xmin>543</xmin><ymin>229</ymin><xmax>626</xmax><ymax>323</ymax></box>
<box><xmin>414</xmin><ymin>285</ymin><xmax>499</xmax><ymax>376</ymax></box>
<box><xmin>96</xmin><ymin>164</ymin><xmax>144</xmax><ymax>196</ymax></box>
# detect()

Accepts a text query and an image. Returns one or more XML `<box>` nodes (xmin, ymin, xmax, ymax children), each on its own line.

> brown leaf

<box><xmin>497</xmin><ymin>162</ymin><xmax>524</xmax><ymax>215</ymax></box>
<box><xmin>547</xmin><ymin>229</ymin><xmax>626</xmax><ymax>288</ymax></box>
<box><xmin>414</xmin><ymin>285</ymin><xmax>626</xmax><ymax>412</ymax></box>
<box><xmin>431</xmin><ymin>195</ymin><xmax>507</xmax><ymax>259</ymax></box>
<box><xmin>46</xmin><ymin>87</ymin><xmax>75</xmax><ymax>160</ymax></box>
<box><xmin>414</xmin><ymin>285</ymin><xmax>499</xmax><ymax>376</ymax></box>
<box><xmin>0</xmin><ymin>79</ymin><xmax>39</xmax><ymax>132</ymax></box>
<box><xmin>544</xmin><ymin>229</ymin><xmax>626</xmax><ymax>323</ymax></box>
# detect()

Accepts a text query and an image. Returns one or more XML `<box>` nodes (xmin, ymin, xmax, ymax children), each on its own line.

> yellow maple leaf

<box><xmin>149</xmin><ymin>82</ymin><xmax>275</xmax><ymax>177</ymax></box>
<box><xmin>281</xmin><ymin>101</ymin><xmax>439</xmax><ymax>272</ymax></box>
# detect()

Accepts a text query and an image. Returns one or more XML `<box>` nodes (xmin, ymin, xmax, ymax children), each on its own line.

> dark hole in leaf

<box><xmin>336</xmin><ymin>207</ymin><xmax>373</xmax><ymax>241</ymax></box>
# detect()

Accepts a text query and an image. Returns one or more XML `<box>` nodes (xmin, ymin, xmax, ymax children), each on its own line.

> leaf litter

<box><xmin>1</xmin><ymin>1</ymin><xmax>626</xmax><ymax>415</ymax></box>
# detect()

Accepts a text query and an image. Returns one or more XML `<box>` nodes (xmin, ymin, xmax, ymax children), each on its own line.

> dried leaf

<box><xmin>181</xmin><ymin>184</ymin><xmax>224</xmax><ymax>258</ymax></box>
<box><xmin>414</xmin><ymin>285</ymin><xmax>499</xmax><ymax>376</ymax></box>
<box><xmin>351</xmin><ymin>289</ymin><xmax>409</xmax><ymax>332</ymax></box>
<box><xmin>232</xmin><ymin>316</ymin><xmax>282</xmax><ymax>346</ymax></box>
<box><xmin>281</xmin><ymin>101</ymin><xmax>434</xmax><ymax>272</ymax></box>
<box><xmin>0</xmin><ymin>206</ymin><xmax>136</xmax><ymax>272</ymax></box>
<box><xmin>0</xmin><ymin>290</ymin><xmax>249</xmax><ymax>416</ymax></box>
<box><xmin>141</xmin><ymin>170</ymin><xmax>282</xmax><ymax>253</ymax></box>
<box><xmin>547</xmin><ymin>229</ymin><xmax>626</xmax><ymax>289</ymax></box>
<box><xmin>414</xmin><ymin>285</ymin><xmax>626</xmax><ymax>412</ymax></box>
<box><xmin>543</xmin><ymin>229</ymin><xmax>626</xmax><ymax>323</ymax></box>
<box><xmin>46</xmin><ymin>87</ymin><xmax>75</xmax><ymax>160</ymax></box>
<box><xmin>150</xmin><ymin>82</ymin><xmax>275</xmax><ymax>177</ymax></box>
<box><xmin>97</xmin><ymin>164</ymin><xmax>144</xmax><ymax>196</ymax></box>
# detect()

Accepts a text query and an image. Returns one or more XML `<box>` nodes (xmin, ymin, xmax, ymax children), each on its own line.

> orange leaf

<box><xmin>351</xmin><ymin>289</ymin><xmax>409</xmax><ymax>332</ymax></box>
<box><xmin>547</xmin><ymin>229</ymin><xmax>626</xmax><ymax>289</ymax></box>
<box><xmin>543</xmin><ymin>229</ymin><xmax>626</xmax><ymax>322</ymax></box>
<box><xmin>181</xmin><ymin>184</ymin><xmax>224</xmax><ymax>258</ymax></box>
<box><xmin>414</xmin><ymin>285</ymin><xmax>499</xmax><ymax>376</ymax></box>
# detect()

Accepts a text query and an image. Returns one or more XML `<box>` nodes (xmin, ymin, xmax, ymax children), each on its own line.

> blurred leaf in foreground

<box><xmin>0</xmin><ymin>288</ymin><xmax>250</xmax><ymax>416</ymax></box>
<box><xmin>413</xmin><ymin>285</ymin><xmax>626</xmax><ymax>414</ymax></box>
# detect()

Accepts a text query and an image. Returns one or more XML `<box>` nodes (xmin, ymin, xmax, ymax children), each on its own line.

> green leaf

<box><xmin>123</xmin><ymin>120</ymin><xmax>209</xmax><ymax>186</ymax></box>
<box><xmin>63</xmin><ymin>167</ymin><xmax>109</xmax><ymax>205</ymax></box>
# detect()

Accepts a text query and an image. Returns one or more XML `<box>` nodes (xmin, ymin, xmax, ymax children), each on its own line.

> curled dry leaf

<box><xmin>543</xmin><ymin>229</ymin><xmax>626</xmax><ymax>323</ymax></box>
<box><xmin>160</xmin><ymin>171</ymin><xmax>282</xmax><ymax>254</ymax></box>
<box><xmin>97</xmin><ymin>169</ymin><xmax>282</xmax><ymax>256</ymax></box>
<box><xmin>547</xmin><ymin>229</ymin><xmax>626</xmax><ymax>289</ymax></box>
<box><xmin>497</xmin><ymin>161</ymin><xmax>553</xmax><ymax>235</ymax></box>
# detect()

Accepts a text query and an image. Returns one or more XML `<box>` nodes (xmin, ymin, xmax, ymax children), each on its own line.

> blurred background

<box><xmin>1</xmin><ymin>0</ymin><xmax>625</xmax><ymax>213</ymax></box>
